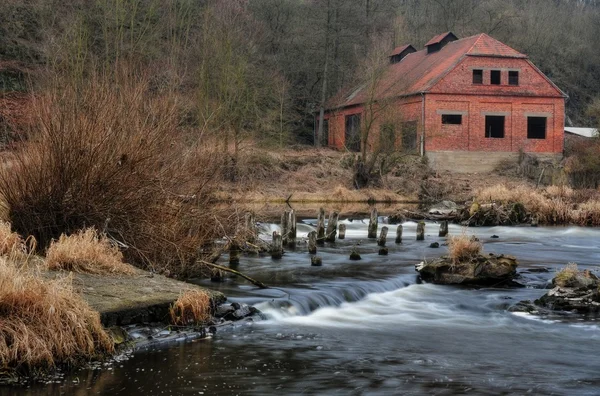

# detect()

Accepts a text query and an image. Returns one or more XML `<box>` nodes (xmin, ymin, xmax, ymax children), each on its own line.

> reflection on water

<box><xmin>6</xmin><ymin>220</ymin><xmax>600</xmax><ymax>395</ymax></box>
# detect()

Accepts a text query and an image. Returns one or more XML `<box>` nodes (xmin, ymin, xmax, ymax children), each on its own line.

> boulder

<box><xmin>428</xmin><ymin>200</ymin><xmax>459</xmax><ymax>216</ymax></box>
<box><xmin>415</xmin><ymin>253</ymin><xmax>518</xmax><ymax>285</ymax></box>
<box><xmin>512</xmin><ymin>265</ymin><xmax>600</xmax><ymax>316</ymax></box>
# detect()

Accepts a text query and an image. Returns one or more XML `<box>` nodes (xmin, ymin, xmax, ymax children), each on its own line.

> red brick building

<box><xmin>321</xmin><ymin>32</ymin><xmax>567</xmax><ymax>172</ymax></box>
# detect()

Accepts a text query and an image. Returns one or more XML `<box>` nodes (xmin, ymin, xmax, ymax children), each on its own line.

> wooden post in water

<box><xmin>439</xmin><ymin>221</ymin><xmax>448</xmax><ymax>237</ymax></box>
<box><xmin>416</xmin><ymin>221</ymin><xmax>425</xmax><ymax>241</ymax></box>
<box><xmin>311</xmin><ymin>256</ymin><xmax>322</xmax><ymax>266</ymax></box>
<box><xmin>368</xmin><ymin>208</ymin><xmax>378</xmax><ymax>239</ymax></box>
<box><xmin>325</xmin><ymin>211</ymin><xmax>339</xmax><ymax>243</ymax></box>
<box><xmin>244</xmin><ymin>212</ymin><xmax>256</xmax><ymax>243</ymax></box>
<box><xmin>377</xmin><ymin>226</ymin><xmax>388</xmax><ymax>247</ymax></box>
<box><xmin>281</xmin><ymin>211</ymin><xmax>289</xmax><ymax>245</ymax></box>
<box><xmin>395</xmin><ymin>225</ymin><xmax>403</xmax><ymax>244</ymax></box>
<box><xmin>308</xmin><ymin>231</ymin><xmax>317</xmax><ymax>254</ymax></box>
<box><xmin>287</xmin><ymin>210</ymin><xmax>296</xmax><ymax>247</ymax></box>
<box><xmin>338</xmin><ymin>224</ymin><xmax>346</xmax><ymax>240</ymax></box>
<box><xmin>317</xmin><ymin>208</ymin><xmax>326</xmax><ymax>244</ymax></box>
<box><xmin>229</xmin><ymin>240</ymin><xmax>240</xmax><ymax>265</ymax></box>
<box><xmin>271</xmin><ymin>231</ymin><xmax>283</xmax><ymax>259</ymax></box>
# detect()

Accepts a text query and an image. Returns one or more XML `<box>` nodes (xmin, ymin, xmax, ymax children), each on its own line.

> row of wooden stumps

<box><xmin>230</xmin><ymin>208</ymin><xmax>451</xmax><ymax>266</ymax></box>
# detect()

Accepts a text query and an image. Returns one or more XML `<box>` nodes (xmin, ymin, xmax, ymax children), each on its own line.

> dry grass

<box><xmin>447</xmin><ymin>233</ymin><xmax>483</xmax><ymax>264</ymax></box>
<box><xmin>0</xmin><ymin>258</ymin><xmax>114</xmax><ymax>372</ymax></box>
<box><xmin>169</xmin><ymin>289</ymin><xmax>211</xmax><ymax>326</ymax></box>
<box><xmin>0</xmin><ymin>221</ymin><xmax>26</xmax><ymax>256</ymax></box>
<box><xmin>475</xmin><ymin>184</ymin><xmax>600</xmax><ymax>226</ymax></box>
<box><xmin>554</xmin><ymin>263</ymin><xmax>597</xmax><ymax>288</ymax></box>
<box><xmin>45</xmin><ymin>229</ymin><xmax>135</xmax><ymax>275</ymax></box>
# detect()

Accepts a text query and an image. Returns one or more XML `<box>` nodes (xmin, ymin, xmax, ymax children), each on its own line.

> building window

<box><xmin>441</xmin><ymin>114</ymin><xmax>462</xmax><ymax>125</ymax></box>
<box><xmin>401</xmin><ymin>121</ymin><xmax>418</xmax><ymax>152</ymax></box>
<box><xmin>490</xmin><ymin>70</ymin><xmax>501</xmax><ymax>85</ymax></box>
<box><xmin>473</xmin><ymin>69</ymin><xmax>483</xmax><ymax>84</ymax></box>
<box><xmin>527</xmin><ymin>117</ymin><xmax>546</xmax><ymax>139</ymax></box>
<box><xmin>509</xmin><ymin>71</ymin><xmax>519</xmax><ymax>86</ymax></box>
<box><xmin>485</xmin><ymin>115</ymin><xmax>505</xmax><ymax>138</ymax></box>
<box><xmin>379</xmin><ymin>123</ymin><xmax>396</xmax><ymax>153</ymax></box>
<box><xmin>345</xmin><ymin>114</ymin><xmax>361</xmax><ymax>152</ymax></box>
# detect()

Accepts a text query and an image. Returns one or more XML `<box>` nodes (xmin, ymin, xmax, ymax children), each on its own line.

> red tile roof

<box><xmin>424</xmin><ymin>32</ymin><xmax>455</xmax><ymax>47</ymax></box>
<box><xmin>388</xmin><ymin>44</ymin><xmax>414</xmax><ymax>57</ymax></box>
<box><xmin>327</xmin><ymin>33</ymin><xmax>532</xmax><ymax>109</ymax></box>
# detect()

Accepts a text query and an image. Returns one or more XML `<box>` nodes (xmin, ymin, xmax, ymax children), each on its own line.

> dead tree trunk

<box><xmin>416</xmin><ymin>221</ymin><xmax>425</xmax><ymax>241</ymax></box>
<box><xmin>439</xmin><ymin>221</ymin><xmax>448</xmax><ymax>237</ymax></box>
<box><xmin>308</xmin><ymin>231</ymin><xmax>317</xmax><ymax>254</ymax></box>
<box><xmin>281</xmin><ymin>211</ymin><xmax>290</xmax><ymax>245</ymax></box>
<box><xmin>368</xmin><ymin>207</ymin><xmax>378</xmax><ymax>238</ymax></box>
<box><xmin>325</xmin><ymin>211</ymin><xmax>339</xmax><ymax>242</ymax></box>
<box><xmin>287</xmin><ymin>210</ymin><xmax>297</xmax><ymax>247</ymax></box>
<box><xmin>317</xmin><ymin>207</ymin><xmax>326</xmax><ymax>244</ymax></box>
<box><xmin>338</xmin><ymin>223</ymin><xmax>346</xmax><ymax>239</ymax></box>
<box><xmin>271</xmin><ymin>231</ymin><xmax>283</xmax><ymax>259</ymax></box>
<box><xmin>244</xmin><ymin>212</ymin><xmax>257</xmax><ymax>243</ymax></box>
<box><xmin>377</xmin><ymin>226</ymin><xmax>388</xmax><ymax>247</ymax></box>
<box><xmin>395</xmin><ymin>225</ymin><xmax>403</xmax><ymax>244</ymax></box>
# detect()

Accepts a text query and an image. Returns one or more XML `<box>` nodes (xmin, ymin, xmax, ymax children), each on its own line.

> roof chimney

<box><xmin>425</xmin><ymin>32</ymin><xmax>458</xmax><ymax>54</ymax></box>
<box><xmin>388</xmin><ymin>44</ymin><xmax>416</xmax><ymax>64</ymax></box>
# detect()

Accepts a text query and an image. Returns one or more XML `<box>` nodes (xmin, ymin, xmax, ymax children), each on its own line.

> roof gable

<box><xmin>327</xmin><ymin>33</ymin><xmax>562</xmax><ymax>110</ymax></box>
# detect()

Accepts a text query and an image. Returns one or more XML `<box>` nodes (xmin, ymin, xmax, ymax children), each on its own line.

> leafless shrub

<box><xmin>0</xmin><ymin>68</ymin><xmax>227</xmax><ymax>277</ymax></box>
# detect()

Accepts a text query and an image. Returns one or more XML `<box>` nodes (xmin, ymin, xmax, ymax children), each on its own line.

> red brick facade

<box><xmin>322</xmin><ymin>33</ymin><xmax>566</xmax><ymax>157</ymax></box>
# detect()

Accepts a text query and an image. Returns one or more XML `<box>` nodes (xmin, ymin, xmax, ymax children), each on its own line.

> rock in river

<box><xmin>415</xmin><ymin>253</ymin><xmax>518</xmax><ymax>285</ymax></box>
<box><xmin>511</xmin><ymin>264</ymin><xmax>600</xmax><ymax>316</ymax></box>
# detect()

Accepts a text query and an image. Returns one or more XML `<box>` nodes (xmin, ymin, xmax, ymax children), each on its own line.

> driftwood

<box><xmin>198</xmin><ymin>260</ymin><xmax>268</xmax><ymax>289</ymax></box>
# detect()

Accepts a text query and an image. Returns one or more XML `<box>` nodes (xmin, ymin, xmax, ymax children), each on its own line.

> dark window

<box><xmin>527</xmin><ymin>117</ymin><xmax>546</xmax><ymax>139</ymax></box>
<box><xmin>509</xmin><ymin>71</ymin><xmax>519</xmax><ymax>86</ymax></box>
<box><xmin>379</xmin><ymin>124</ymin><xmax>396</xmax><ymax>153</ymax></box>
<box><xmin>490</xmin><ymin>70</ymin><xmax>501</xmax><ymax>85</ymax></box>
<box><xmin>401</xmin><ymin>121</ymin><xmax>418</xmax><ymax>152</ymax></box>
<box><xmin>442</xmin><ymin>114</ymin><xmax>462</xmax><ymax>125</ymax></box>
<box><xmin>345</xmin><ymin>114</ymin><xmax>361</xmax><ymax>152</ymax></box>
<box><xmin>320</xmin><ymin>119</ymin><xmax>329</xmax><ymax>146</ymax></box>
<box><xmin>485</xmin><ymin>115</ymin><xmax>505</xmax><ymax>138</ymax></box>
<box><xmin>473</xmin><ymin>69</ymin><xmax>483</xmax><ymax>84</ymax></box>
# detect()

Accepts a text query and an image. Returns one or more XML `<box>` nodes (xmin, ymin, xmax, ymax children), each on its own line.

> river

<box><xmin>6</xmin><ymin>219</ymin><xmax>600</xmax><ymax>395</ymax></box>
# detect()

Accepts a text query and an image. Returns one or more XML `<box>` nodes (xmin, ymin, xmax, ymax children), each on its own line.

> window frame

<box><xmin>441</xmin><ymin>114</ymin><xmax>462</xmax><ymax>125</ymax></box>
<box><xmin>527</xmin><ymin>116</ymin><xmax>547</xmax><ymax>140</ymax></box>
<box><xmin>485</xmin><ymin>115</ymin><xmax>505</xmax><ymax>138</ymax></box>
<box><xmin>508</xmin><ymin>71</ymin><xmax>519</xmax><ymax>86</ymax></box>
<box><xmin>472</xmin><ymin>69</ymin><xmax>483</xmax><ymax>85</ymax></box>
<box><xmin>490</xmin><ymin>70</ymin><xmax>501</xmax><ymax>85</ymax></box>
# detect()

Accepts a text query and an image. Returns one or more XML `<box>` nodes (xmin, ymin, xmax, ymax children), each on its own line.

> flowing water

<box><xmin>7</xmin><ymin>220</ymin><xmax>600</xmax><ymax>395</ymax></box>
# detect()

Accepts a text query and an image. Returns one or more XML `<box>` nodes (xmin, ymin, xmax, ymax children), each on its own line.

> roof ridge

<box><xmin>466</xmin><ymin>33</ymin><xmax>485</xmax><ymax>55</ymax></box>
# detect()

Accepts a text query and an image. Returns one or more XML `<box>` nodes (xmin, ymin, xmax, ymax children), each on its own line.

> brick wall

<box><xmin>323</xmin><ymin>55</ymin><xmax>565</xmax><ymax>156</ymax></box>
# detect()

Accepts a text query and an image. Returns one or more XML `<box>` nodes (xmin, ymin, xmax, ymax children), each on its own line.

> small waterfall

<box><xmin>254</xmin><ymin>276</ymin><xmax>413</xmax><ymax>320</ymax></box>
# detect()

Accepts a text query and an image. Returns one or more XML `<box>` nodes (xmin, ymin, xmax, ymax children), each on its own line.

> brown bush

<box><xmin>169</xmin><ymin>289</ymin><xmax>211</xmax><ymax>326</ymax></box>
<box><xmin>45</xmin><ymin>228</ymin><xmax>135</xmax><ymax>275</ymax></box>
<box><xmin>0</xmin><ymin>69</ymin><xmax>226</xmax><ymax>277</ymax></box>
<box><xmin>0</xmin><ymin>258</ymin><xmax>113</xmax><ymax>372</ymax></box>
<box><xmin>447</xmin><ymin>233</ymin><xmax>482</xmax><ymax>264</ymax></box>
<box><xmin>0</xmin><ymin>220</ymin><xmax>26</xmax><ymax>256</ymax></box>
